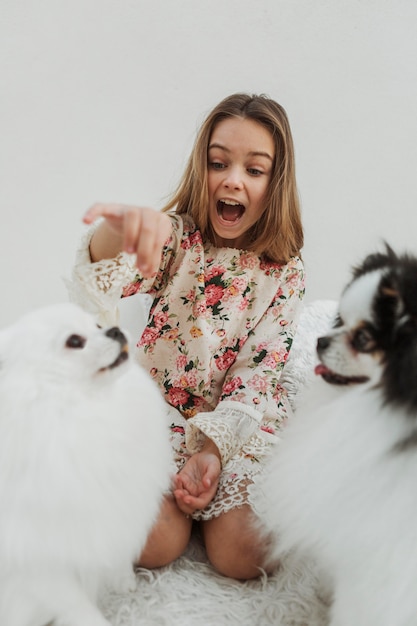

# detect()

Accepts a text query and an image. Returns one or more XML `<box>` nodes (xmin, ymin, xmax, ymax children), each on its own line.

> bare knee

<box><xmin>206</xmin><ymin>544</ymin><xmax>264</xmax><ymax>580</ymax></box>
<box><xmin>136</xmin><ymin>495</ymin><xmax>193</xmax><ymax>569</ymax></box>
<box><xmin>202</xmin><ymin>506</ymin><xmax>275</xmax><ymax>580</ymax></box>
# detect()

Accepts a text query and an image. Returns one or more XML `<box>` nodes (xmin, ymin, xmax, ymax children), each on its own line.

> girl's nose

<box><xmin>223</xmin><ymin>167</ymin><xmax>244</xmax><ymax>190</ymax></box>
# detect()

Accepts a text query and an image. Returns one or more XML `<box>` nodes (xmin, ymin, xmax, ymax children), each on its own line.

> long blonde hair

<box><xmin>162</xmin><ymin>93</ymin><xmax>303</xmax><ymax>262</ymax></box>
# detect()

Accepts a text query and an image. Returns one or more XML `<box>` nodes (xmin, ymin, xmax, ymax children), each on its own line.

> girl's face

<box><xmin>207</xmin><ymin>116</ymin><xmax>275</xmax><ymax>249</ymax></box>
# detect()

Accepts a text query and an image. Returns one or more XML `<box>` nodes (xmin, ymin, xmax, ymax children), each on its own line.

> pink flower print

<box><xmin>222</xmin><ymin>376</ymin><xmax>243</xmax><ymax>395</ymax></box>
<box><xmin>164</xmin><ymin>328</ymin><xmax>179</xmax><ymax>341</ymax></box>
<box><xmin>263</xmin><ymin>353</ymin><xmax>280</xmax><ymax>368</ymax></box>
<box><xmin>184</xmin><ymin>289</ymin><xmax>195</xmax><ymax>302</ymax></box>
<box><xmin>171</xmin><ymin>425</ymin><xmax>185</xmax><ymax>434</ymax></box>
<box><xmin>205</xmin><ymin>265</ymin><xmax>226</xmax><ymax>281</ymax></box>
<box><xmin>153</xmin><ymin>311</ymin><xmax>169</xmax><ymax>330</ymax></box>
<box><xmin>260</xmin><ymin>259</ymin><xmax>283</xmax><ymax>275</ymax></box>
<box><xmin>205</xmin><ymin>284</ymin><xmax>224</xmax><ymax>307</ymax></box>
<box><xmin>286</xmin><ymin>271</ymin><xmax>302</xmax><ymax>287</ymax></box>
<box><xmin>190</xmin><ymin>231</ymin><xmax>203</xmax><ymax>245</ymax></box>
<box><xmin>185</xmin><ymin>371</ymin><xmax>198</xmax><ymax>388</ymax></box>
<box><xmin>174</xmin><ymin>371</ymin><xmax>197</xmax><ymax>390</ymax></box>
<box><xmin>177</xmin><ymin>375</ymin><xmax>189</xmax><ymax>389</ymax></box>
<box><xmin>265</xmin><ymin>348</ymin><xmax>287</xmax><ymax>367</ymax></box>
<box><xmin>272</xmin><ymin>384</ymin><xmax>285</xmax><ymax>403</ymax></box>
<box><xmin>226</xmin><ymin>391</ymin><xmax>246</xmax><ymax>403</ymax></box>
<box><xmin>215</xmin><ymin>349</ymin><xmax>237</xmax><ymax>371</ymax></box>
<box><xmin>239</xmin><ymin>253</ymin><xmax>257</xmax><ymax>269</ymax></box>
<box><xmin>168</xmin><ymin>387</ymin><xmax>190</xmax><ymax>407</ymax></box>
<box><xmin>138</xmin><ymin>326</ymin><xmax>159</xmax><ymax>346</ymax></box>
<box><xmin>181</xmin><ymin>238</ymin><xmax>191</xmax><ymax>251</ymax></box>
<box><xmin>181</xmin><ymin>231</ymin><xmax>202</xmax><ymax>250</ymax></box>
<box><xmin>122</xmin><ymin>282</ymin><xmax>141</xmax><ymax>297</ymax></box>
<box><xmin>261</xmin><ymin>425</ymin><xmax>275</xmax><ymax>434</ymax></box>
<box><xmin>232</xmin><ymin>276</ymin><xmax>248</xmax><ymax>292</ymax></box>
<box><xmin>192</xmin><ymin>396</ymin><xmax>207</xmax><ymax>410</ymax></box>
<box><xmin>193</xmin><ymin>300</ymin><xmax>207</xmax><ymax>317</ymax></box>
<box><xmin>238</xmin><ymin>337</ymin><xmax>247</xmax><ymax>349</ymax></box>
<box><xmin>277</xmin><ymin>344</ymin><xmax>288</xmax><ymax>358</ymax></box>
<box><xmin>248</xmin><ymin>374</ymin><xmax>269</xmax><ymax>394</ymax></box>
<box><xmin>270</xmin><ymin>303</ymin><xmax>284</xmax><ymax>319</ymax></box>
<box><xmin>222</xmin><ymin>287</ymin><xmax>235</xmax><ymax>302</ymax></box>
<box><xmin>176</xmin><ymin>355</ymin><xmax>188</xmax><ymax>369</ymax></box>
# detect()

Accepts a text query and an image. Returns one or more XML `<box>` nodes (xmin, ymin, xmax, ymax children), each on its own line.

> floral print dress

<box><xmin>69</xmin><ymin>213</ymin><xmax>305</xmax><ymax>520</ymax></box>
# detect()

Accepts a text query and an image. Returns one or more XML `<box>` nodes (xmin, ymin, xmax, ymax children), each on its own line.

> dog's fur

<box><xmin>0</xmin><ymin>303</ymin><xmax>171</xmax><ymax>626</ymax></box>
<box><xmin>258</xmin><ymin>246</ymin><xmax>417</xmax><ymax>626</ymax></box>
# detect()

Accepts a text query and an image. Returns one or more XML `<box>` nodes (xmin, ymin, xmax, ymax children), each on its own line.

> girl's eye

<box><xmin>247</xmin><ymin>168</ymin><xmax>262</xmax><ymax>176</ymax></box>
<box><xmin>210</xmin><ymin>162</ymin><xmax>226</xmax><ymax>170</ymax></box>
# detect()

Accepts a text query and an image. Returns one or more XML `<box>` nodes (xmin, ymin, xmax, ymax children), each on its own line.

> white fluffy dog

<box><xmin>0</xmin><ymin>303</ymin><xmax>172</xmax><ymax>626</ymax></box>
<box><xmin>258</xmin><ymin>246</ymin><xmax>417</xmax><ymax>626</ymax></box>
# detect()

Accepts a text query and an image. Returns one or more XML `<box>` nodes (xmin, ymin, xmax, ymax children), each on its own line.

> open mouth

<box><xmin>314</xmin><ymin>363</ymin><xmax>369</xmax><ymax>386</ymax></box>
<box><xmin>99</xmin><ymin>344</ymin><xmax>129</xmax><ymax>372</ymax></box>
<box><xmin>216</xmin><ymin>199</ymin><xmax>245</xmax><ymax>223</ymax></box>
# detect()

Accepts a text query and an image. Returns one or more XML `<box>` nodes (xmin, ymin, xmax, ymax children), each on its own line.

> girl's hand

<box><xmin>83</xmin><ymin>203</ymin><xmax>173</xmax><ymax>277</ymax></box>
<box><xmin>173</xmin><ymin>446</ymin><xmax>221</xmax><ymax>516</ymax></box>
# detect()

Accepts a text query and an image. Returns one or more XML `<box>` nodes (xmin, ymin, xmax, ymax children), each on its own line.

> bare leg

<box><xmin>136</xmin><ymin>494</ymin><xmax>193</xmax><ymax>569</ymax></box>
<box><xmin>201</xmin><ymin>505</ymin><xmax>277</xmax><ymax>580</ymax></box>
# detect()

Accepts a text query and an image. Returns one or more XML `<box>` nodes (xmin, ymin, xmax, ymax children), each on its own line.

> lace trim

<box><xmin>65</xmin><ymin>222</ymin><xmax>137</xmax><ymax>326</ymax></box>
<box><xmin>185</xmin><ymin>400</ymin><xmax>263</xmax><ymax>467</ymax></box>
<box><xmin>192</xmin><ymin>431</ymin><xmax>276</xmax><ymax>521</ymax></box>
<box><xmin>167</xmin><ymin>403</ymin><xmax>280</xmax><ymax>521</ymax></box>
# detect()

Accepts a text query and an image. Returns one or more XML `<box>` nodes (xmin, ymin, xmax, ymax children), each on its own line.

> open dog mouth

<box><xmin>314</xmin><ymin>363</ymin><xmax>369</xmax><ymax>386</ymax></box>
<box><xmin>217</xmin><ymin>199</ymin><xmax>245</xmax><ymax>223</ymax></box>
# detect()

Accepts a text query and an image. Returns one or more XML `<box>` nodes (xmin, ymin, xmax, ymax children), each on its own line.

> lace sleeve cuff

<box><xmin>65</xmin><ymin>222</ymin><xmax>138</xmax><ymax>327</ymax></box>
<box><xmin>185</xmin><ymin>400</ymin><xmax>263</xmax><ymax>466</ymax></box>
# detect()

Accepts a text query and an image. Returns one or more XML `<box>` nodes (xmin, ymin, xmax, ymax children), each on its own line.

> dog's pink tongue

<box><xmin>315</xmin><ymin>364</ymin><xmax>329</xmax><ymax>376</ymax></box>
<box><xmin>222</xmin><ymin>204</ymin><xmax>242</xmax><ymax>221</ymax></box>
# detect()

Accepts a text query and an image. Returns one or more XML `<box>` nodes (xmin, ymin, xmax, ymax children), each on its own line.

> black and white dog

<box><xmin>259</xmin><ymin>245</ymin><xmax>417</xmax><ymax>626</ymax></box>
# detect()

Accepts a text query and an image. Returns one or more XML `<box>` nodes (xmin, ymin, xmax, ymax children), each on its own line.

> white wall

<box><xmin>1</xmin><ymin>0</ymin><xmax>417</xmax><ymax>328</ymax></box>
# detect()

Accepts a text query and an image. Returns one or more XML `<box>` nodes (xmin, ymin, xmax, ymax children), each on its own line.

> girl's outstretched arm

<box><xmin>83</xmin><ymin>203</ymin><xmax>172</xmax><ymax>278</ymax></box>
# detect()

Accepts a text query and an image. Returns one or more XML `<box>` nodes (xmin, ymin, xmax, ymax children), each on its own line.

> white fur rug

<box><xmin>101</xmin><ymin>299</ymin><xmax>338</xmax><ymax>626</ymax></box>
<box><xmin>101</xmin><ymin>530</ymin><xmax>328</xmax><ymax>626</ymax></box>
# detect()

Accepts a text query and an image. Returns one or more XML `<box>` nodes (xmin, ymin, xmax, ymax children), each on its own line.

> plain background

<box><xmin>1</xmin><ymin>0</ymin><xmax>417</xmax><ymax>328</ymax></box>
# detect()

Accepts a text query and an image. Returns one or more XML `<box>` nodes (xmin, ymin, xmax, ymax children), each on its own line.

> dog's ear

<box><xmin>351</xmin><ymin>243</ymin><xmax>398</xmax><ymax>280</ymax></box>
<box><xmin>377</xmin><ymin>272</ymin><xmax>403</xmax><ymax>319</ymax></box>
<box><xmin>377</xmin><ymin>262</ymin><xmax>417</xmax><ymax>412</ymax></box>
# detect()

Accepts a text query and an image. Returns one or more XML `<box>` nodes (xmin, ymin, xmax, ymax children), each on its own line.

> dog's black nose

<box><xmin>105</xmin><ymin>326</ymin><xmax>127</xmax><ymax>346</ymax></box>
<box><xmin>317</xmin><ymin>336</ymin><xmax>331</xmax><ymax>353</ymax></box>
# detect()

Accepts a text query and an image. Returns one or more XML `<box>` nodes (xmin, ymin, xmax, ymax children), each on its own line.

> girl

<box><xmin>70</xmin><ymin>93</ymin><xmax>305</xmax><ymax>580</ymax></box>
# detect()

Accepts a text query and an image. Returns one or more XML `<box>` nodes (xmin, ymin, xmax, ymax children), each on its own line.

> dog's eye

<box><xmin>351</xmin><ymin>327</ymin><xmax>375</xmax><ymax>353</ymax></box>
<box><xmin>333</xmin><ymin>314</ymin><xmax>343</xmax><ymax>329</ymax></box>
<box><xmin>65</xmin><ymin>334</ymin><xmax>86</xmax><ymax>349</ymax></box>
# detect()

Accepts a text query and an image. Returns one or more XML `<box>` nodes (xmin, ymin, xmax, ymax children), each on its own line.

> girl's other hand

<box><xmin>172</xmin><ymin>444</ymin><xmax>221</xmax><ymax>516</ymax></box>
<box><xmin>83</xmin><ymin>203</ymin><xmax>172</xmax><ymax>277</ymax></box>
